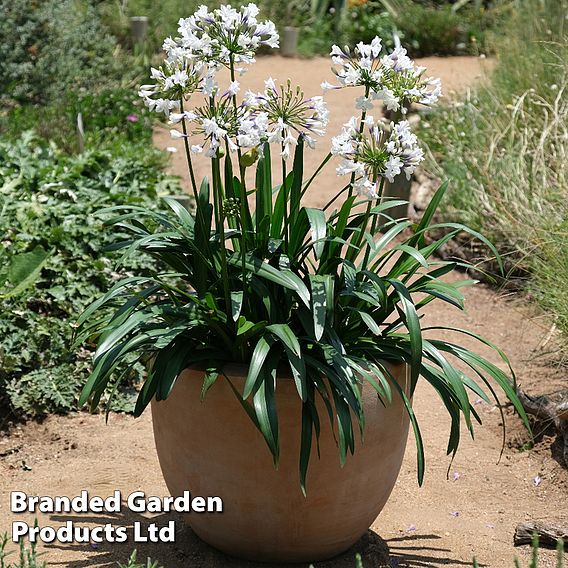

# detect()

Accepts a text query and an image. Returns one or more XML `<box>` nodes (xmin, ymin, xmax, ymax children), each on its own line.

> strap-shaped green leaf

<box><xmin>388</xmin><ymin>279</ymin><xmax>423</xmax><ymax>389</ymax></box>
<box><xmin>309</xmin><ymin>275</ymin><xmax>331</xmax><ymax>341</ymax></box>
<box><xmin>229</xmin><ymin>254</ymin><xmax>311</xmax><ymax>308</ymax></box>
<box><xmin>392</xmin><ymin>377</ymin><xmax>425</xmax><ymax>485</ymax></box>
<box><xmin>266</xmin><ymin>323</ymin><xmax>307</xmax><ymax>401</ymax></box>
<box><xmin>252</xmin><ymin>357</ymin><xmax>279</xmax><ymax>464</ymax></box>
<box><xmin>408</xmin><ymin>180</ymin><xmax>449</xmax><ymax>248</ymax></box>
<box><xmin>201</xmin><ymin>368</ymin><xmax>220</xmax><ymax>401</ymax></box>
<box><xmin>230</xmin><ymin>291</ymin><xmax>243</xmax><ymax>322</ymax></box>
<box><xmin>305</xmin><ymin>207</ymin><xmax>327</xmax><ymax>259</ymax></box>
<box><xmin>289</xmin><ymin>136</ymin><xmax>304</xmax><ymax>230</ymax></box>
<box><xmin>243</xmin><ymin>336</ymin><xmax>272</xmax><ymax>398</ymax></box>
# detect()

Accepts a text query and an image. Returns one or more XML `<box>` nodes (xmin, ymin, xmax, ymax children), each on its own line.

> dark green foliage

<box><xmin>343</xmin><ymin>2</ymin><xmax>397</xmax><ymax>50</ymax></box>
<box><xmin>393</xmin><ymin>2</ymin><xmax>488</xmax><ymax>56</ymax></box>
<box><xmin>301</xmin><ymin>0</ymin><xmax>496</xmax><ymax>57</ymax></box>
<box><xmin>0</xmin><ymin>133</ymin><xmax>179</xmax><ymax>420</ymax></box>
<box><xmin>0</xmin><ymin>0</ymin><xmax>125</xmax><ymax>106</ymax></box>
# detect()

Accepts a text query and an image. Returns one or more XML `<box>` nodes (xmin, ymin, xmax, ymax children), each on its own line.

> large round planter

<box><xmin>151</xmin><ymin>362</ymin><xmax>410</xmax><ymax>562</ymax></box>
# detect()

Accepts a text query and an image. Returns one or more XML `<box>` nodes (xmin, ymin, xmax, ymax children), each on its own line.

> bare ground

<box><xmin>1</xmin><ymin>55</ymin><xmax>567</xmax><ymax>568</ymax></box>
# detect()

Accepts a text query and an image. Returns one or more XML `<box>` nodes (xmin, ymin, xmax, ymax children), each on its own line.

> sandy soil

<box><xmin>1</xmin><ymin>55</ymin><xmax>566</xmax><ymax>568</ymax></box>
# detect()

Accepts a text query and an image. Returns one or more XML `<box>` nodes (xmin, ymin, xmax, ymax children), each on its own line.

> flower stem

<box><xmin>347</xmin><ymin>84</ymin><xmax>371</xmax><ymax>200</ymax></box>
<box><xmin>300</xmin><ymin>152</ymin><xmax>332</xmax><ymax>199</ymax></box>
<box><xmin>212</xmin><ymin>155</ymin><xmax>232</xmax><ymax>317</ymax></box>
<box><xmin>282</xmin><ymin>150</ymin><xmax>289</xmax><ymax>251</ymax></box>
<box><xmin>322</xmin><ymin>183</ymin><xmax>351</xmax><ymax>212</ymax></box>
<box><xmin>362</xmin><ymin>177</ymin><xmax>386</xmax><ymax>268</ymax></box>
<box><xmin>228</xmin><ymin>55</ymin><xmax>248</xmax><ymax>300</ymax></box>
<box><xmin>179</xmin><ymin>96</ymin><xmax>199</xmax><ymax>202</ymax></box>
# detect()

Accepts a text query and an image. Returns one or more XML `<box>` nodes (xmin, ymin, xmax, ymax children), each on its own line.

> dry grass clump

<box><xmin>421</xmin><ymin>0</ymin><xmax>568</xmax><ymax>334</ymax></box>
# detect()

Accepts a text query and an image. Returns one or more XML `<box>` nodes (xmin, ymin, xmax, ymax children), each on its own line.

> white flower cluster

<box><xmin>169</xmin><ymin>93</ymin><xmax>243</xmax><ymax>157</ymax></box>
<box><xmin>139</xmin><ymin>3</ymin><xmax>279</xmax><ymax>121</ymax></box>
<box><xmin>323</xmin><ymin>39</ymin><xmax>442</xmax><ymax>114</ymax></box>
<box><xmin>238</xmin><ymin>79</ymin><xmax>329</xmax><ymax>160</ymax></box>
<box><xmin>138</xmin><ymin>62</ymin><xmax>202</xmax><ymax>116</ymax></box>
<box><xmin>176</xmin><ymin>4</ymin><xmax>278</xmax><ymax>70</ymax></box>
<box><xmin>139</xmin><ymin>3</ymin><xmax>286</xmax><ymax>158</ymax></box>
<box><xmin>331</xmin><ymin>116</ymin><xmax>424</xmax><ymax>199</ymax></box>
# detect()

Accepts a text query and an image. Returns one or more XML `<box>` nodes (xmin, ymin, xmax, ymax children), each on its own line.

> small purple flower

<box><xmin>452</xmin><ymin>471</ymin><xmax>460</xmax><ymax>482</ymax></box>
<box><xmin>127</xmin><ymin>114</ymin><xmax>139</xmax><ymax>122</ymax></box>
<box><xmin>405</xmin><ymin>524</ymin><xmax>417</xmax><ymax>532</ymax></box>
<box><xmin>533</xmin><ymin>475</ymin><xmax>542</xmax><ymax>487</ymax></box>
<box><xmin>449</xmin><ymin>511</ymin><xmax>460</xmax><ymax>517</ymax></box>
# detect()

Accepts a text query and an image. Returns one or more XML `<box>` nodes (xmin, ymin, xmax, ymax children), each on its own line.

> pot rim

<box><xmin>183</xmin><ymin>359</ymin><xmax>408</xmax><ymax>381</ymax></box>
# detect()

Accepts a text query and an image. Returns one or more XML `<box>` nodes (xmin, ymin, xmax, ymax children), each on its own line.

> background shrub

<box><xmin>0</xmin><ymin>0</ymin><xmax>127</xmax><ymax>106</ymax></box>
<box><xmin>0</xmin><ymin>88</ymin><xmax>155</xmax><ymax>155</ymax></box>
<box><xmin>419</xmin><ymin>0</ymin><xmax>568</xmax><ymax>333</ymax></box>
<box><xmin>0</xmin><ymin>133</ymin><xmax>179</xmax><ymax>421</ymax></box>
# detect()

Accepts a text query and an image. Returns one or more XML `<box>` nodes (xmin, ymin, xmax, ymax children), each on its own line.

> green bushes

<box><xmin>299</xmin><ymin>0</ymin><xmax>498</xmax><ymax>57</ymax></box>
<box><xmin>298</xmin><ymin>1</ymin><xmax>396</xmax><ymax>57</ymax></box>
<box><xmin>0</xmin><ymin>0</ymin><xmax>126</xmax><ymax>106</ymax></box>
<box><xmin>343</xmin><ymin>1</ymin><xmax>398</xmax><ymax>50</ymax></box>
<box><xmin>0</xmin><ymin>0</ymin><xmax>181</xmax><ymax>422</ymax></box>
<box><xmin>419</xmin><ymin>0</ymin><xmax>568</xmax><ymax>333</ymax></box>
<box><xmin>0</xmin><ymin>89</ymin><xmax>155</xmax><ymax>156</ymax></box>
<box><xmin>0</xmin><ymin>133</ymin><xmax>178</xmax><ymax>420</ymax></box>
<box><xmin>392</xmin><ymin>1</ymin><xmax>491</xmax><ymax>56</ymax></box>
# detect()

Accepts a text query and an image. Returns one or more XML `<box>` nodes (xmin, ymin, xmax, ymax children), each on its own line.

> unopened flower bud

<box><xmin>240</xmin><ymin>147</ymin><xmax>259</xmax><ymax>168</ymax></box>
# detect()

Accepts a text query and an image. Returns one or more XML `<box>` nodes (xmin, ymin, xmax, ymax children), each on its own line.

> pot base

<box><xmin>151</xmin><ymin>363</ymin><xmax>410</xmax><ymax>562</ymax></box>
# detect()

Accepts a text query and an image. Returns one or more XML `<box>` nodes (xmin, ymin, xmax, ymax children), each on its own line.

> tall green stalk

<box><xmin>362</xmin><ymin>178</ymin><xmax>386</xmax><ymax>268</ymax></box>
<box><xmin>282</xmin><ymin>152</ymin><xmax>289</xmax><ymax>251</ymax></box>
<box><xmin>211</xmin><ymin>155</ymin><xmax>232</xmax><ymax>317</ymax></box>
<box><xmin>347</xmin><ymin>84</ymin><xmax>371</xmax><ymax>200</ymax></box>
<box><xmin>228</xmin><ymin>54</ymin><xmax>249</xmax><ymax>298</ymax></box>
<box><xmin>179</xmin><ymin>97</ymin><xmax>199</xmax><ymax>201</ymax></box>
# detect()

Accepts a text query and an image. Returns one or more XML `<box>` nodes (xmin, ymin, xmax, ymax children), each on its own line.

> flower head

<box><xmin>176</xmin><ymin>3</ymin><xmax>279</xmax><ymax>69</ymax></box>
<box><xmin>326</xmin><ymin>38</ymin><xmax>442</xmax><ymax>114</ymax></box>
<box><xmin>240</xmin><ymin>80</ymin><xmax>329</xmax><ymax>159</ymax></box>
<box><xmin>170</xmin><ymin>92</ymin><xmax>244</xmax><ymax>157</ymax></box>
<box><xmin>331</xmin><ymin>116</ymin><xmax>424</xmax><ymax>198</ymax></box>
<box><xmin>139</xmin><ymin>59</ymin><xmax>203</xmax><ymax>118</ymax></box>
<box><xmin>328</xmin><ymin>38</ymin><xmax>384</xmax><ymax>92</ymax></box>
<box><xmin>142</xmin><ymin>3</ymin><xmax>279</xmax><ymax>116</ymax></box>
<box><xmin>375</xmin><ymin>48</ymin><xmax>442</xmax><ymax>113</ymax></box>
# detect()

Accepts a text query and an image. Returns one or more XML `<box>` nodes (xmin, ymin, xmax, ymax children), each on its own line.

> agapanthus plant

<box><xmin>76</xmin><ymin>8</ymin><xmax>529</xmax><ymax>493</ymax></box>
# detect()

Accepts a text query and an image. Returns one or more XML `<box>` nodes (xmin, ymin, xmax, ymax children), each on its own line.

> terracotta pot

<box><xmin>151</xmin><ymin>362</ymin><xmax>410</xmax><ymax>562</ymax></box>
